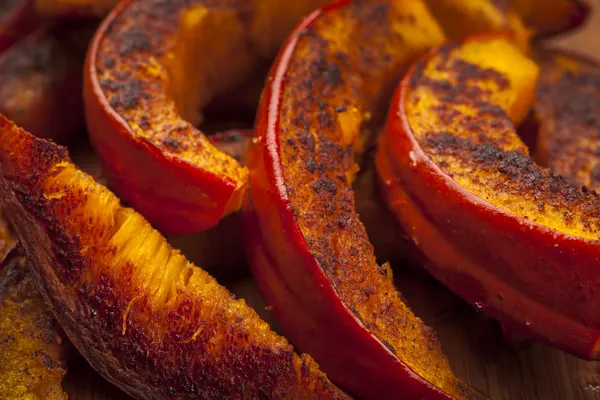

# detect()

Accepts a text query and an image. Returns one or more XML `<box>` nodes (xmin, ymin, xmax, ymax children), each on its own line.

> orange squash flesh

<box><xmin>84</xmin><ymin>0</ymin><xmax>331</xmax><ymax>235</ymax></box>
<box><xmin>532</xmin><ymin>49</ymin><xmax>600</xmax><ymax>192</ymax></box>
<box><xmin>245</xmin><ymin>1</ymin><xmax>484</xmax><ymax>399</ymax></box>
<box><xmin>378</xmin><ymin>35</ymin><xmax>600</xmax><ymax>359</ymax></box>
<box><xmin>0</xmin><ymin>116</ymin><xmax>348</xmax><ymax>399</ymax></box>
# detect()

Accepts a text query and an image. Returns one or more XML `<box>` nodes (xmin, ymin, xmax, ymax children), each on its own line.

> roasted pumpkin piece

<box><xmin>509</xmin><ymin>0</ymin><xmax>590</xmax><ymax>38</ymax></box>
<box><xmin>0</xmin><ymin>23</ymin><xmax>93</xmax><ymax>143</ymax></box>
<box><xmin>84</xmin><ymin>0</ymin><xmax>331</xmax><ymax>235</ymax></box>
<box><xmin>377</xmin><ymin>35</ymin><xmax>600</xmax><ymax>360</ymax></box>
<box><xmin>424</xmin><ymin>0</ymin><xmax>530</xmax><ymax>51</ymax></box>
<box><xmin>245</xmin><ymin>1</ymin><xmax>480</xmax><ymax>398</ymax></box>
<box><xmin>0</xmin><ymin>116</ymin><xmax>348</xmax><ymax>400</ymax></box>
<box><xmin>531</xmin><ymin>48</ymin><xmax>600</xmax><ymax>192</ymax></box>
<box><xmin>0</xmin><ymin>249</ymin><xmax>71</xmax><ymax>400</ymax></box>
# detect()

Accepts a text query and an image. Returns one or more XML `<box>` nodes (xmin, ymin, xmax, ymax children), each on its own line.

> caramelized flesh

<box><xmin>0</xmin><ymin>120</ymin><xmax>346</xmax><ymax>399</ymax></box>
<box><xmin>533</xmin><ymin>49</ymin><xmax>600</xmax><ymax>191</ymax></box>
<box><xmin>277</xmin><ymin>0</ymin><xmax>467</xmax><ymax>396</ymax></box>
<box><xmin>424</xmin><ymin>0</ymin><xmax>530</xmax><ymax>51</ymax></box>
<box><xmin>95</xmin><ymin>0</ymin><xmax>329</xmax><ymax>214</ymax></box>
<box><xmin>0</xmin><ymin>252</ymin><xmax>69</xmax><ymax>400</ymax></box>
<box><xmin>408</xmin><ymin>38</ymin><xmax>600</xmax><ymax>241</ymax></box>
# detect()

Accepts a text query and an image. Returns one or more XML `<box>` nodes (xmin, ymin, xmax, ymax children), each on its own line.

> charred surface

<box><xmin>409</xmin><ymin>39</ymin><xmax>600</xmax><ymax>239</ymax></box>
<box><xmin>0</xmin><ymin>118</ymin><xmax>346</xmax><ymax>399</ymax></box>
<box><xmin>275</xmin><ymin>0</ymin><xmax>469</xmax><ymax>397</ymax></box>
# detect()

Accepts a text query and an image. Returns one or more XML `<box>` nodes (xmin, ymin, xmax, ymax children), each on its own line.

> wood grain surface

<box><xmin>63</xmin><ymin>3</ymin><xmax>600</xmax><ymax>400</ymax></box>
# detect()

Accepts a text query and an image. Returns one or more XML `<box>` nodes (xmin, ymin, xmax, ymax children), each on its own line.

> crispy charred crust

<box><xmin>94</xmin><ymin>0</ymin><xmax>252</xmax><ymax>148</ymax></box>
<box><xmin>0</xmin><ymin>118</ymin><xmax>347</xmax><ymax>399</ymax></box>
<box><xmin>532</xmin><ymin>48</ymin><xmax>600</xmax><ymax>191</ymax></box>
<box><xmin>251</xmin><ymin>0</ymin><xmax>473</xmax><ymax>398</ymax></box>
<box><xmin>423</xmin><ymin>132</ymin><xmax>600</xmax><ymax>222</ymax></box>
<box><xmin>86</xmin><ymin>0</ymin><xmax>330</xmax><ymax>233</ymax></box>
<box><xmin>410</xmin><ymin>42</ymin><xmax>600</xmax><ymax>236</ymax></box>
<box><xmin>380</xmin><ymin>35</ymin><xmax>600</xmax><ymax>359</ymax></box>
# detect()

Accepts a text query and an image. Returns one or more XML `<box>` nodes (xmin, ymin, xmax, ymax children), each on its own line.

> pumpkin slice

<box><xmin>245</xmin><ymin>1</ymin><xmax>482</xmax><ymax>398</ymax></box>
<box><xmin>84</xmin><ymin>0</ymin><xmax>331</xmax><ymax>235</ymax></box>
<box><xmin>532</xmin><ymin>48</ymin><xmax>600</xmax><ymax>192</ymax></box>
<box><xmin>0</xmin><ymin>116</ymin><xmax>348</xmax><ymax>400</ymax></box>
<box><xmin>378</xmin><ymin>34</ymin><xmax>600</xmax><ymax>359</ymax></box>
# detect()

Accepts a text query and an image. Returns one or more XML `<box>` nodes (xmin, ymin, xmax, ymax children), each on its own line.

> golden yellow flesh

<box><xmin>277</xmin><ymin>0</ymin><xmax>468</xmax><ymax>397</ymax></box>
<box><xmin>409</xmin><ymin>38</ymin><xmax>600</xmax><ymax>240</ymax></box>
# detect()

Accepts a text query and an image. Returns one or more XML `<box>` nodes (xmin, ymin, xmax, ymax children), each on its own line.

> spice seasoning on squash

<box><xmin>84</xmin><ymin>0</ymin><xmax>332</xmax><ymax>235</ymax></box>
<box><xmin>245</xmin><ymin>1</ymin><xmax>482</xmax><ymax>398</ymax></box>
<box><xmin>0</xmin><ymin>116</ymin><xmax>349</xmax><ymax>400</ymax></box>
<box><xmin>378</xmin><ymin>34</ymin><xmax>600</xmax><ymax>360</ymax></box>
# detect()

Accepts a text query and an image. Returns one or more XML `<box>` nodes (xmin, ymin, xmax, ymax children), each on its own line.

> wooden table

<box><xmin>65</xmin><ymin>4</ymin><xmax>600</xmax><ymax>399</ymax></box>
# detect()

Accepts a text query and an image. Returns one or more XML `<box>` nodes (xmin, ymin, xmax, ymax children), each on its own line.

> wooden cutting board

<box><xmin>65</xmin><ymin>4</ymin><xmax>600</xmax><ymax>400</ymax></box>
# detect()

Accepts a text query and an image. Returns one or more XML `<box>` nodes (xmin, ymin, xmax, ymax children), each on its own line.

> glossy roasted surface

<box><xmin>252</xmin><ymin>0</ymin><xmax>476</xmax><ymax>398</ymax></box>
<box><xmin>0</xmin><ymin>118</ymin><xmax>347</xmax><ymax>400</ymax></box>
<box><xmin>407</xmin><ymin>38</ymin><xmax>600</xmax><ymax>241</ymax></box>
<box><xmin>67</xmin><ymin>2</ymin><xmax>600</xmax><ymax>400</ymax></box>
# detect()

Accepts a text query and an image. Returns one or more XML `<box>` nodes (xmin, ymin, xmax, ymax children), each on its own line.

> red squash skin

<box><xmin>83</xmin><ymin>0</ymin><xmax>238</xmax><ymax>235</ymax></box>
<box><xmin>0</xmin><ymin>0</ymin><xmax>42</xmax><ymax>54</ymax></box>
<box><xmin>376</xmin><ymin>45</ymin><xmax>600</xmax><ymax>360</ymax></box>
<box><xmin>84</xmin><ymin>0</ymin><xmax>334</xmax><ymax>235</ymax></box>
<box><xmin>244</xmin><ymin>2</ymin><xmax>472</xmax><ymax>399</ymax></box>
